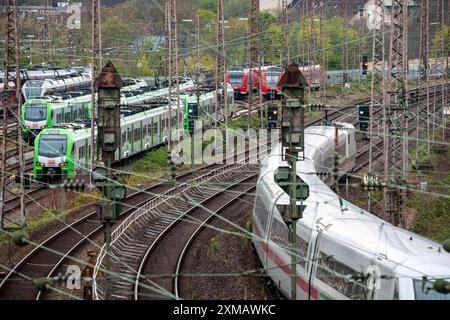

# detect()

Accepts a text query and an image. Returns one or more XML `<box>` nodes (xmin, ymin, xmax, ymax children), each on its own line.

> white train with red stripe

<box><xmin>252</xmin><ymin>123</ymin><xmax>450</xmax><ymax>300</ymax></box>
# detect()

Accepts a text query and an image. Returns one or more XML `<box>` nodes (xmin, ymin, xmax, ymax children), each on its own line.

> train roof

<box><xmin>259</xmin><ymin>126</ymin><xmax>450</xmax><ymax>279</ymax></box>
<box><xmin>36</xmin><ymin>105</ymin><xmax>176</xmax><ymax>140</ymax></box>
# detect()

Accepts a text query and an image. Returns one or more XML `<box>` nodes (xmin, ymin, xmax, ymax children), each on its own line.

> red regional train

<box><xmin>226</xmin><ymin>64</ymin><xmax>324</xmax><ymax>99</ymax></box>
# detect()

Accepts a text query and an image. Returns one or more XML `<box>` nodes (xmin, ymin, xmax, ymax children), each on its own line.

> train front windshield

<box><xmin>266</xmin><ymin>72</ymin><xmax>280</xmax><ymax>87</ymax></box>
<box><xmin>38</xmin><ymin>135</ymin><xmax>67</xmax><ymax>158</ymax></box>
<box><xmin>229</xmin><ymin>72</ymin><xmax>243</xmax><ymax>86</ymax></box>
<box><xmin>25</xmin><ymin>104</ymin><xmax>47</xmax><ymax>121</ymax></box>
<box><xmin>24</xmin><ymin>81</ymin><xmax>44</xmax><ymax>99</ymax></box>
<box><xmin>413</xmin><ymin>279</ymin><xmax>450</xmax><ymax>300</ymax></box>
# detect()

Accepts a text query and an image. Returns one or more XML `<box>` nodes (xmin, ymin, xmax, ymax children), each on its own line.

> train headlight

<box><xmin>59</xmin><ymin>162</ymin><xmax>68</xmax><ymax>167</ymax></box>
<box><xmin>37</xmin><ymin>162</ymin><xmax>45</xmax><ymax>167</ymax></box>
<box><xmin>40</xmin><ymin>125</ymin><xmax>47</xmax><ymax>129</ymax></box>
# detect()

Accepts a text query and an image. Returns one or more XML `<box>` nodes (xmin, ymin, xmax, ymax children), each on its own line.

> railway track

<box><xmin>353</xmin><ymin>87</ymin><xmax>450</xmax><ymax>173</ymax></box>
<box><xmin>1</xmin><ymin>82</ymin><xmax>446</xmax><ymax>299</ymax></box>
<box><xmin>92</xmin><ymin>103</ymin><xmax>361</xmax><ymax>300</ymax></box>
<box><xmin>91</xmin><ymin>161</ymin><xmax>259</xmax><ymax>299</ymax></box>
<box><xmin>173</xmin><ymin>183</ymin><xmax>257</xmax><ymax>299</ymax></box>
<box><xmin>0</xmin><ymin>163</ymin><xmax>226</xmax><ymax>300</ymax></box>
<box><xmin>132</xmin><ymin>170</ymin><xmax>258</xmax><ymax>300</ymax></box>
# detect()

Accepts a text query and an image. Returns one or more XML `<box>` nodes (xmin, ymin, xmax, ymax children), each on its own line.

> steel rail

<box><xmin>133</xmin><ymin>175</ymin><xmax>257</xmax><ymax>300</ymax></box>
<box><xmin>173</xmin><ymin>184</ymin><xmax>256</xmax><ymax>299</ymax></box>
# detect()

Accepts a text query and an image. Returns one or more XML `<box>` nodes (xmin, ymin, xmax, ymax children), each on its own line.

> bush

<box><xmin>409</xmin><ymin>176</ymin><xmax>450</xmax><ymax>243</ymax></box>
<box><xmin>133</xmin><ymin>147</ymin><xmax>168</xmax><ymax>173</ymax></box>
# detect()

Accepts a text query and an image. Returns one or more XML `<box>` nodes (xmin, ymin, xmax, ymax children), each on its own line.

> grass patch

<box><xmin>70</xmin><ymin>191</ymin><xmax>102</xmax><ymax>209</ymax></box>
<box><xmin>0</xmin><ymin>209</ymin><xmax>69</xmax><ymax>247</ymax></box>
<box><xmin>408</xmin><ymin>175</ymin><xmax>450</xmax><ymax>243</ymax></box>
<box><xmin>120</xmin><ymin>147</ymin><xmax>169</xmax><ymax>185</ymax></box>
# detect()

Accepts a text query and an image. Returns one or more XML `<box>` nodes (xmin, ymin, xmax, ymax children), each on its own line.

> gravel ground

<box><xmin>0</xmin><ymin>189</ymin><xmax>96</xmax><ymax>269</ymax></box>
<box><xmin>179</xmin><ymin>194</ymin><xmax>277</xmax><ymax>300</ymax></box>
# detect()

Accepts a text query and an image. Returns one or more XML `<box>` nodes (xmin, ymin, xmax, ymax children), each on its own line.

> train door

<box><xmin>159</xmin><ymin>115</ymin><xmax>163</xmax><ymax>143</ymax></box>
<box><xmin>266</xmin><ymin>208</ymin><xmax>290</xmax><ymax>298</ymax></box>
<box><xmin>307</xmin><ymin>229</ymin><xmax>322</xmax><ymax>300</ymax></box>
<box><xmin>150</xmin><ymin>116</ymin><xmax>155</xmax><ymax>146</ymax></box>
<box><xmin>309</xmin><ymin>232</ymin><xmax>371</xmax><ymax>300</ymax></box>
<box><xmin>131</xmin><ymin>124</ymin><xmax>135</xmax><ymax>154</ymax></box>
<box><xmin>140</xmin><ymin>120</ymin><xmax>144</xmax><ymax>150</ymax></box>
<box><xmin>125</xmin><ymin>125</ymin><xmax>131</xmax><ymax>157</ymax></box>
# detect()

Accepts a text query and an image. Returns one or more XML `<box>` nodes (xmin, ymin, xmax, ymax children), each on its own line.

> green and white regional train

<box><xmin>22</xmin><ymin>79</ymin><xmax>195</xmax><ymax>142</ymax></box>
<box><xmin>33</xmin><ymin>84</ymin><xmax>234</xmax><ymax>181</ymax></box>
<box><xmin>183</xmin><ymin>84</ymin><xmax>234</xmax><ymax>131</ymax></box>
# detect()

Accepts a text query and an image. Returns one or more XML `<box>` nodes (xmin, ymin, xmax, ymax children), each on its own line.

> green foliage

<box><xmin>226</xmin><ymin>114</ymin><xmax>265</xmax><ymax>131</ymax></box>
<box><xmin>70</xmin><ymin>191</ymin><xmax>101</xmax><ymax>209</ymax></box>
<box><xmin>133</xmin><ymin>147</ymin><xmax>168</xmax><ymax>173</ymax></box>
<box><xmin>431</xmin><ymin>24</ymin><xmax>450</xmax><ymax>59</ymax></box>
<box><xmin>409</xmin><ymin>175</ymin><xmax>450</xmax><ymax>243</ymax></box>
<box><xmin>199</xmin><ymin>0</ymin><xmax>217</xmax><ymax>11</ymax></box>
<box><xmin>210</xmin><ymin>236</ymin><xmax>219</xmax><ymax>253</ymax></box>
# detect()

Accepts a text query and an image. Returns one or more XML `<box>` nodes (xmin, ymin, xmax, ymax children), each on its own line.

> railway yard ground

<box><xmin>0</xmin><ymin>89</ymin><xmax>358</xmax><ymax>298</ymax></box>
<box><xmin>0</xmin><ymin>81</ymin><xmax>448</xmax><ymax>301</ymax></box>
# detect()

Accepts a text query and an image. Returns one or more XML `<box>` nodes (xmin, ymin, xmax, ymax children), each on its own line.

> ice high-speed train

<box><xmin>252</xmin><ymin>124</ymin><xmax>450</xmax><ymax>300</ymax></box>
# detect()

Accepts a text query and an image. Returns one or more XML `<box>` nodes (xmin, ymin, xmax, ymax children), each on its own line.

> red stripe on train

<box><xmin>253</xmin><ymin>220</ymin><xmax>320</xmax><ymax>300</ymax></box>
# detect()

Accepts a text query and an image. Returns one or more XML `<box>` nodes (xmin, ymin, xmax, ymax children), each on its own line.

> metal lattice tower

<box><xmin>0</xmin><ymin>0</ymin><xmax>25</xmax><ymax>229</ymax></box>
<box><xmin>311</xmin><ymin>1</ymin><xmax>316</xmax><ymax>65</ymax></box>
<box><xmin>164</xmin><ymin>2</ymin><xmax>169</xmax><ymax>81</ymax></box>
<box><xmin>432</xmin><ymin>0</ymin><xmax>444</xmax><ymax>144</ymax></box>
<box><xmin>439</xmin><ymin>0</ymin><xmax>447</xmax><ymax>143</ymax></box>
<box><xmin>305</xmin><ymin>0</ymin><xmax>310</xmax><ymax>69</ymax></box>
<box><xmin>281</xmin><ymin>0</ymin><xmax>289</xmax><ymax>67</ymax></box>
<box><xmin>445</xmin><ymin>0</ymin><xmax>449</xmax><ymax>142</ymax></box>
<box><xmin>166</xmin><ymin>0</ymin><xmax>179</xmax><ymax>143</ymax></box>
<box><xmin>195</xmin><ymin>14</ymin><xmax>200</xmax><ymax>89</ymax></box>
<box><xmin>384</xmin><ymin>0</ymin><xmax>409</xmax><ymax>226</ymax></box>
<box><xmin>368</xmin><ymin>0</ymin><xmax>386</xmax><ymax>212</ymax></box>
<box><xmin>43</xmin><ymin>0</ymin><xmax>51</xmax><ymax>62</ymax></box>
<box><xmin>319</xmin><ymin>0</ymin><xmax>325</xmax><ymax>102</ymax></box>
<box><xmin>90</xmin><ymin>0</ymin><xmax>102</xmax><ymax>185</ymax></box>
<box><xmin>67</xmin><ymin>1</ymin><xmax>78</xmax><ymax>66</ymax></box>
<box><xmin>247</xmin><ymin>0</ymin><xmax>259</xmax><ymax>119</ymax></box>
<box><xmin>215</xmin><ymin>0</ymin><xmax>226</xmax><ymax>128</ymax></box>
<box><xmin>342</xmin><ymin>0</ymin><xmax>349</xmax><ymax>77</ymax></box>
<box><xmin>68</xmin><ymin>29</ymin><xmax>75</xmax><ymax>65</ymax></box>
<box><xmin>416</xmin><ymin>0</ymin><xmax>430</xmax><ymax>156</ymax></box>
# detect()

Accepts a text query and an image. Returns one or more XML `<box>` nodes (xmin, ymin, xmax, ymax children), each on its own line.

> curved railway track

<box><xmin>0</xmin><ymin>163</ymin><xmax>224</xmax><ymax>300</ymax></box>
<box><xmin>1</xmin><ymin>82</ymin><xmax>446</xmax><ymax>300</ymax></box>
<box><xmin>353</xmin><ymin>87</ymin><xmax>450</xmax><ymax>172</ymax></box>
<box><xmin>173</xmin><ymin>184</ymin><xmax>257</xmax><ymax>299</ymax></box>
<box><xmin>92</xmin><ymin>162</ymin><xmax>259</xmax><ymax>299</ymax></box>
<box><xmin>134</xmin><ymin>174</ymin><xmax>257</xmax><ymax>300</ymax></box>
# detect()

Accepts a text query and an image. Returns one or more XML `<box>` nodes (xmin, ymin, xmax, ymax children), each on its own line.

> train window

<box><xmin>296</xmin><ymin>235</ymin><xmax>309</xmax><ymax>268</ymax></box>
<box><xmin>268</xmin><ymin>218</ymin><xmax>308</xmax><ymax>269</ymax></box>
<box><xmin>269</xmin><ymin>218</ymin><xmax>288</xmax><ymax>249</ymax></box>
<box><xmin>254</xmin><ymin>195</ymin><xmax>269</xmax><ymax>233</ymax></box>
<box><xmin>153</xmin><ymin>121</ymin><xmax>158</xmax><ymax>135</ymax></box>
<box><xmin>121</xmin><ymin>132</ymin><xmax>126</xmax><ymax>145</ymax></box>
<box><xmin>413</xmin><ymin>279</ymin><xmax>450</xmax><ymax>300</ymax></box>
<box><xmin>393</xmin><ymin>280</ymin><xmax>399</xmax><ymax>300</ymax></box>
<box><xmin>315</xmin><ymin>252</ymin><xmax>367</xmax><ymax>300</ymax></box>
